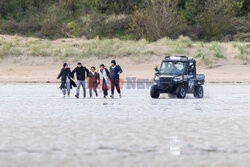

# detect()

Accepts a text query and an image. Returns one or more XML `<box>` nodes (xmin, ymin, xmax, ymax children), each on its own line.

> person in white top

<box><xmin>98</xmin><ymin>64</ymin><xmax>110</xmax><ymax>98</ymax></box>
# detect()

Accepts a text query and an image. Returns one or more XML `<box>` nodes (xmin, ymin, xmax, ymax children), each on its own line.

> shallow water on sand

<box><xmin>0</xmin><ymin>84</ymin><xmax>250</xmax><ymax>167</ymax></box>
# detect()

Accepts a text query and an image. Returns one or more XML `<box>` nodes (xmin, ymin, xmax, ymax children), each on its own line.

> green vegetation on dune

<box><xmin>234</xmin><ymin>43</ymin><xmax>250</xmax><ymax>64</ymax></box>
<box><xmin>0</xmin><ymin>0</ymin><xmax>249</xmax><ymax>41</ymax></box>
<box><xmin>0</xmin><ymin>35</ymin><xmax>249</xmax><ymax>66</ymax></box>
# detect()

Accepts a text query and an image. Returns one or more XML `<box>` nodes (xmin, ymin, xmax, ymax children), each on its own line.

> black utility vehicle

<box><xmin>150</xmin><ymin>56</ymin><xmax>205</xmax><ymax>99</ymax></box>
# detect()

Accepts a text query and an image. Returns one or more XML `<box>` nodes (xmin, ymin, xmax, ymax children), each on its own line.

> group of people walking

<box><xmin>57</xmin><ymin>60</ymin><xmax>123</xmax><ymax>98</ymax></box>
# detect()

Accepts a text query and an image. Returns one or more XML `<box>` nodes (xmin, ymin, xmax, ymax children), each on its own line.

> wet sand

<box><xmin>0</xmin><ymin>83</ymin><xmax>250</xmax><ymax>167</ymax></box>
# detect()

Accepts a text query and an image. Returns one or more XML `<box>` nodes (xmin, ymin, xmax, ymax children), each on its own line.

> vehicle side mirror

<box><xmin>188</xmin><ymin>66</ymin><xmax>194</xmax><ymax>75</ymax></box>
<box><xmin>155</xmin><ymin>66</ymin><xmax>159</xmax><ymax>72</ymax></box>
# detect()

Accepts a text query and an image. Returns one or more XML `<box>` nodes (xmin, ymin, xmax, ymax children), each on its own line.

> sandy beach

<box><xmin>1</xmin><ymin>84</ymin><xmax>250</xmax><ymax>167</ymax></box>
<box><xmin>1</xmin><ymin>0</ymin><xmax>249</xmax><ymax>166</ymax></box>
<box><xmin>1</xmin><ymin>58</ymin><xmax>250</xmax><ymax>83</ymax></box>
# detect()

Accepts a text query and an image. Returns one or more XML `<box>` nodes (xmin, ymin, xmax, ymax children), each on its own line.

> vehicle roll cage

<box><xmin>161</xmin><ymin>56</ymin><xmax>197</xmax><ymax>75</ymax></box>
<box><xmin>164</xmin><ymin>56</ymin><xmax>196</xmax><ymax>62</ymax></box>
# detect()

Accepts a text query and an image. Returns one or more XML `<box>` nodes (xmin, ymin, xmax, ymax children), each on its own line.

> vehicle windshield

<box><xmin>160</xmin><ymin>61</ymin><xmax>187</xmax><ymax>75</ymax></box>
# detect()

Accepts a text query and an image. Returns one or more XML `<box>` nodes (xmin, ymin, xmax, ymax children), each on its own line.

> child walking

<box><xmin>88</xmin><ymin>66</ymin><xmax>99</xmax><ymax>98</ymax></box>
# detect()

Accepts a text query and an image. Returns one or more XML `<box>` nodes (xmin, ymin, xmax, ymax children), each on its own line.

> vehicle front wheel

<box><xmin>176</xmin><ymin>85</ymin><xmax>186</xmax><ymax>99</ymax></box>
<box><xmin>150</xmin><ymin>85</ymin><xmax>160</xmax><ymax>99</ymax></box>
<box><xmin>194</xmin><ymin>85</ymin><xmax>204</xmax><ymax>98</ymax></box>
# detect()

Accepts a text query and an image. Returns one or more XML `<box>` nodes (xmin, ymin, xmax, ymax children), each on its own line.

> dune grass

<box><xmin>0</xmin><ymin>35</ymin><xmax>249</xmax><ymax>66</ymax></box>
<box><xmin>233</xmin><ymin>43</ymin><xmax>250</xmax><ymax>64</ymax></box>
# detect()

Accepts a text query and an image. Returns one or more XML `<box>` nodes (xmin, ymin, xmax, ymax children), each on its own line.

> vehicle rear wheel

<box><xmin>176</xmin><ymin>85</ymin><xmax>186</xmax><ymax>99</ymax></box>
<box><xmin>150</xmin><ymin>85</ymin><xmax>160</xmax><ymax>99</ymax></box>
<box><xmin>194</xmin><ymin>85</ymin><xmax>204</xmax><ymax>98</ymax></box>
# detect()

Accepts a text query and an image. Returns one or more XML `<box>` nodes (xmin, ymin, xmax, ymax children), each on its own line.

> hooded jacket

<box><xmin>109</xmin><ymin>60</ymin><xmax>123</xmax><ymax>79</ymax></box>
<box><xmin>72</xmin><ymin>66</ymin><xmax>89</xmax><ymax>81</ymax></box>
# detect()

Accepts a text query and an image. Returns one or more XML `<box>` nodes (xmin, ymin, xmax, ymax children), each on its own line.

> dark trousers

<box><xmin>102</xmin><ymin>82</ymin><xmax>108</xmax><ymax>96</ymax></box>
<box><xmin>89</xmin><ymin>88</ymin><xmax>97</xmax><ymax>97</ymax></box>
<box><xmin>110</xmin><ymin>78</ymin><xmax>121</xmax><ymax>95</ymax></box>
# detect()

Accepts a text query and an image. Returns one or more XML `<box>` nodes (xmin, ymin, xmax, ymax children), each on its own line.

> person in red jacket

<box><xmin>88</xmin><ymin>66</ymin><xmax>99</xmax><ymax>98</ymax></box>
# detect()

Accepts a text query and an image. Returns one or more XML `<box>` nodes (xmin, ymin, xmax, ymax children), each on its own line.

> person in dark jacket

<box><xmin>88</xmin><ymin>66</ymin><xmax>100</xmax><ymax>98</ymax></box>
<box><xmin>98</xmin><ymin>64</ymin><xmax>110</xmax><ymax>98</ymax></box>
<box><xmin>57</xmin><ymin>63</ymin><xmax>76</xmax><ymax>97</ymax></box>
<box><xmin>72</xmin><ymin>62</ymin><xmax>89</xmax><ymax>98</ymax></box>
<box><xmin>109</xmin><ymin>60</ymin><xmax>123</xmax><ymax>98</ymax></box>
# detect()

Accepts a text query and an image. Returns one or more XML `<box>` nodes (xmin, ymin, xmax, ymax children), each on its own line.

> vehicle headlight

<box><xmin>154</xmin><ymin>76</ymin><xmax>160</xmax><ymax>82</ymax></box>
<box><xmin>174</xmin><ymin>75</ymin><xmax>183</xmax><ymax>82</ymax></box>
